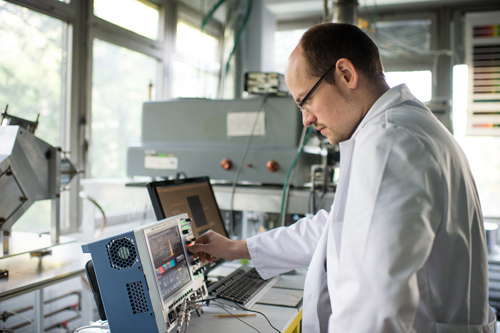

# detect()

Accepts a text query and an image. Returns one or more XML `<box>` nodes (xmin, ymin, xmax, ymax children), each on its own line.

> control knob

<box><xmin>266</xmin><ymin>160</ymin><xmax>279</xmax><ymax>172</ymax></box>
<box><xmin>220</xmin><ymin>158</ymin><xmax>232</xmax><ymax>170</ymax></box>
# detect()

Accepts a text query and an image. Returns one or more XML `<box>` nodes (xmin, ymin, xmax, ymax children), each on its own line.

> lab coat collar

<box><xmin>351</xmin><ymin>83</ymin><xmax>414</xmax><ymax>139</ymax></box>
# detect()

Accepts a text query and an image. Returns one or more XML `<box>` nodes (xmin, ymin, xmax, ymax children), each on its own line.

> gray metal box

<box><xmin>127</xmin><ymin>96</ymin><xmax>320</xmax><ymax>185</ymax></box>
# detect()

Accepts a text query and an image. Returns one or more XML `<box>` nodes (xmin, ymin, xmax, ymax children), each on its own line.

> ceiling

<box><xmin>264</xmin><ymin>0</ymin><xmax>459</xmax><ymax>20</ymax></box>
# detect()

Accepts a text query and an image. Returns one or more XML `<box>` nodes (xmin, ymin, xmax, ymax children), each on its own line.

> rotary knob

<box><xmin>266</xmin><ymin>160</ymin><xmax>279</xmax><ymax>172</ymax></box>
<box><xmin>220</xmin><ymin>158</ymin><xmax>232</xmax><ymax>170</ymax></box>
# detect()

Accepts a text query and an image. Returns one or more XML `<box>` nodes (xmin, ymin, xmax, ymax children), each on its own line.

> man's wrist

<box><xmin>231</xmin><ymin>240</ymin><xmax>250</xmax><ymax>260</ymax></box>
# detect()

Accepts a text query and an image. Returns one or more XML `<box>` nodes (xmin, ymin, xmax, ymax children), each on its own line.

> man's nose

<box><xmin>301</xmin><ymin>109</ymin><xmax>316</xmax><ymax>127</ymax></box>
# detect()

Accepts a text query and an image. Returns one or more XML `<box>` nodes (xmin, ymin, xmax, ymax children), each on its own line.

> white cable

<box><xmin>79</xmin><ymin>191</ymin><xmax>107</xmax><ymax>240</ymax></box>
<box><xmin>73</xmin><ymin>321</ymin><xmax>109</xmax><ymax>332</ymax></box>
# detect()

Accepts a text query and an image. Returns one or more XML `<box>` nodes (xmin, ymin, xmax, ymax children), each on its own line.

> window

<box><xmin>0</xmin><ymin>1</ymin><xmax>69</xmax><ymax>232</ymax></box>
<box><xmin>385</xmin><ymin>70</ymin><xmax>432</xmax><ymax>102</ymax></box>
<box><xmin>274</xmin><ymin>29</ymin><xmax>306</xmax><ymax>74</ymax></box>
<box><xmin>93</xmin><ymin>0</ymin><xmax>160</xmax><ymax>40</ymax></box>
<box><xmin>172</xmin><ymin>60</ymin><xmax>219</xmax><ymax>98</ymax></box>
<box><xmin>0</xmin><ymin>1</ymin><xmax>67</xmax><ymax>147</ymax></box>
<box><xmin>84</xmin><ymin>2</ymin><xmax>224</xmax><ymax>223</ymax></box>
<box><xmin>370</xmin><ymin>20</ymin><xmax>432</xmax><ymax>58</ymax></box>
<box><xmin>91</xmin><ymin>38</ymin><xmax>157</xmax><ymax>180</ymax></box>
<box><xmin>368</xmin><ymin>18</ymin><xmax>436</xmax><ymax>98</ymax></box>
<box><xmin>453</xmin><ymin>64</ymin><xmax>500</xmax><ymax>217</ymax></box>
<box><xmin>172</xmin><ymin>15</ymin><xmax>221</xmax><ymax>98</ymax></box>
<box><xmin>86</xmin><ymin>0</ymin><xmax>165</xmax><ymax>219</ymax></box>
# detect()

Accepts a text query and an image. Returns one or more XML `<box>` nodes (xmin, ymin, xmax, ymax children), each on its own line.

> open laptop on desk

<box><xmin>146</xmin><ymin>176</ymin><xmax>279</xmax><ymax>308</ymax></box>
<box><xmin>146</xmin><ymin>176</ymin><xmax>228</xmax><ymax>240</ymax></box>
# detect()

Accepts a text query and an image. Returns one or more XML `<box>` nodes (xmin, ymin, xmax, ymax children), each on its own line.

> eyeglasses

<box><xmin>297</xmin><ymin>64</ymin><xmax>336</xmax><ymax>112</ymax></box>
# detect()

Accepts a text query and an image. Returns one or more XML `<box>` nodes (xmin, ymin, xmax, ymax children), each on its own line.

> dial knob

<box><xmin>220</xmin><ymin>158</ymin><xmax>232</xmax><ymax>170</ymax></box>
<box><xmin>266</xmin><ymin>160</ymin><xmax>279</xmax><ymax>172</ymax></box>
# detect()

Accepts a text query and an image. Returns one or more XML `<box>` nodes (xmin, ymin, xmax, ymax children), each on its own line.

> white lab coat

<box><xmin>247</xmin><ymin>84</ymin><xmax>496</xmax><ymax>332</ymax></box>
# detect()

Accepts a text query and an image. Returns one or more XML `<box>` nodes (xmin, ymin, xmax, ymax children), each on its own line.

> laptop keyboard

<box><xmin>208</xmin><ymin>267</ymin><xmax>271</xmax><ymax>306</ymax></box>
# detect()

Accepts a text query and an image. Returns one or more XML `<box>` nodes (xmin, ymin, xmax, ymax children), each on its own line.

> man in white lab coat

<box><xmin>189</xmin><ymin>23</ymin><xmax>496</xmax><ymax>332</ymax></box>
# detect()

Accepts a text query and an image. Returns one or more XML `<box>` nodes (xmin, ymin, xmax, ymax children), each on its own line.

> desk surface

<box><xmin>188</xmin><ymin>301</ymin><xmax>300</xmax><ymax>332</ymax></box>
<box><xmin>0</xmin><ymin>241</ymin><xmax>90</xmax><ymax>301</ymax></box>
<box><xmin>189</xmin><ymin>265</ymin><xmax>306</xmax><ymax>332</ymax></box>
<box><xmin>77</xmin><ymin>265</ymin><xmax>307</xmax><ymax>333</ymax></box>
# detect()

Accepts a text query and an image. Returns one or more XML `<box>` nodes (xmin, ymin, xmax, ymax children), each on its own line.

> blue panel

<box><xmin>82</xmin><ymin>231</ymin><xmax>161</xmax><ymax>332</ymax></box>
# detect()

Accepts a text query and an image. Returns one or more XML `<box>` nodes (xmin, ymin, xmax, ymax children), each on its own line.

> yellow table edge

<box><xmin>284</xmin><ymin>309</ymin><xmax>302</xmax><ymax>333</ymax></box>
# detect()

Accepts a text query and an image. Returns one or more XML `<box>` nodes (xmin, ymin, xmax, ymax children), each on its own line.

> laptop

<box><xmin>146</xmin><ymin>176</ymin><xmax>228</xmax><ymax>240</ymax></box>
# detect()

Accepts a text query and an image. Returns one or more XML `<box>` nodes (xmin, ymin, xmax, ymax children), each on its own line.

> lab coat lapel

<box><xmin>303</xmin><ymin>219</ymin><xmax>331</xmax><ymax>332</ymax></box>
<box><xmin>329</xmin><ymin>139</ymin><xmax>355</xmax><ymax>255</ymax></box>
<box><xmin>326</xmin><ymin>138</ymin><xmax>355</xmax><ymax>303</ymax></box>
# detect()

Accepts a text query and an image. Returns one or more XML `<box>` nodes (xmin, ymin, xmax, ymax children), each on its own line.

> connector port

<box><xmin>168</xmin><ymin>311</ymin><xmax>176</xmax><ymax>324</ymax></box>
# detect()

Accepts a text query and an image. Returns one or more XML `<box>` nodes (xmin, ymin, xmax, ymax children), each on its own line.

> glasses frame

<box><xmin>298</xmin><ymin>64</ymin><xmax>336</xmax><ymax>112</ymax></box>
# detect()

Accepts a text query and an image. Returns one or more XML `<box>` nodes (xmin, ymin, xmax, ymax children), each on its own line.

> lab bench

<box><xmin>75</xmin><ymin>263</ymin><xmax>307</xmax><ymax>333</ymax></box>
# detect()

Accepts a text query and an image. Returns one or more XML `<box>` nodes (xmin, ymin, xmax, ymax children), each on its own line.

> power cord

<box><xmin>73</xmin><ymin>320</ymin><xmax>109</xmax><ymax>332</ymax></box>
<box><xmin>229</xmin><ymin>94</ymin><xmax>270</xmax><ymax>236</ymax></box>
<box><xmin>79</xmin><ymin>191</ymin><xmax>107</xmax><ymax>240</ymax></box>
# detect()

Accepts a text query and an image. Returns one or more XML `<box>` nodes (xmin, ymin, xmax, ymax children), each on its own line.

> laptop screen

<box><xmin>146</xmin><ymin>176</ymin><xmax>228</xmax><ymax>239</ymax></box>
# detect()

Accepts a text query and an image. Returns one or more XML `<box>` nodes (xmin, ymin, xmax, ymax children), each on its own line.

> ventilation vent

<box><xmin>465</xmin><ymin>12</ymin><xmax>500</xmax><ymax>135</ymax></box>
<box><xmin>106</xmin><ymin>237</ymin><xmax>138</xmax><ymax>270</ymax></box>
<box><xmin>126</xmin><ymin>281</ymin><xmax>149</xmax><ymax>315</ymax></box>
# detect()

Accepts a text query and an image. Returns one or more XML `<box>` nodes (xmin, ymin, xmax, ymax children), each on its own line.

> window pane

<box><xmin>91</xmin><ymin>38</ymin><xmax>157</xmax><ymax>180</ymax></box>
<box><xmin>371</xmin><ymin>20</ymin><xmax>432</xmax><ymax>58</ymax></box>
<box><xmin>0</xmin><ymin>2</ymin><xmax>66</xmax><ymax>147</ymax></box>
<box><xmin>0</xmin><ymin>2</ymin><xmax>67</xmax><ymax>232</ymax></box>
<box><xmin>174</xmin><ymin>19</ymin><xmax>220</xmax><ymax>99</ymax></box>
<box><xmin>385</xmin><ymin>70</ymin><xmax>432</xmax><ymax>102</ymax></box>
<box><xmin>176</xmin><ymin>20</ymin><xmax>219</xmax><ymax>63</ymax></box>
<box><xmin>452</xmin><ymin>64</ymin><xmax>500</xmax><ymax>217</ymax></box>
<box><xmin>172</xmin><ymin>61</ymin><xmax>218</xmax><ymax>98</ymax></box>
<box><xmin>274</xmin><ymin>29</ymin><xmax>306</xmax><ymax>74</ymax></box>
<box><xmin>94</xmin><ymin>0</ymin><xmax>159</xmax><ymax>40</ymax></box>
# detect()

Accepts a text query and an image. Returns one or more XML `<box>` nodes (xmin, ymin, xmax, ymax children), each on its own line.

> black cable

<box><xmin>229</xmin><ymin>94</ymin><xmax>270</xmax><ymax>236</ymax></box>
<box><xmin>217</xmin><ymin>298</ymin><xmax>281</xmax><ymax>333</ymax></box>
<box><xmin>280</xmin><ymin>126</ymin><xmax>313</xmax><ymax>226</ymax></box>
<box><xmin>308</xmin><ymin>190</ymin><xmax>314</xmax><ymax>215</ymax></box>
<box><xmin>317</xmin><ymin>189</ymin><xmax>328</xmax><ymax>211</ymax></box>
<box><xmin>311</xmin><ymin>189</ymin><xmax>317</xmax><ymax>214</ymax></box>
<box><xmin>213</xmin><ymin>302</ymin><xmax>260</xmax><ymax>333</ymax></box>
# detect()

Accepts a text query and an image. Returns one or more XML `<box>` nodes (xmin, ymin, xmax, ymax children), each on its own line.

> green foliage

<box><xmin>90</xmin><ymin>39</ymin><xmax>156</xmax><ymax>178</ymax></box>
<box><xmin>0</xmin><ymin>2</ymin><xmax>65</xmax><ymax>147</ymax></box>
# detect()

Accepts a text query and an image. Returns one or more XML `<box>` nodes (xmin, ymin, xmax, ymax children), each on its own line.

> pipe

<box><xmin>1</xmin><ymin>291</ymin><xmax>82</xmax><ymax>331</ymax></box>
<box><xmin>332</xmin><ymin>0</ymin><xmax>359</xmax><ymax>24</ymax></box>
<box><xmin>0</xmin><ymin>291</ymin><xmax>82</xmax><ymax>319</ymax></box>
<box><xmin>6</xmin><ymin>305</ymin><xmax>79</xmax><ymax>331</ymax></box>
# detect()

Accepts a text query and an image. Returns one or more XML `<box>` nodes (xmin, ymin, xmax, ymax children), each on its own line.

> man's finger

<box><xmin>188</xmin><ymin>243</ymin><xmax>207</xmax><ymax>253</ymax></box>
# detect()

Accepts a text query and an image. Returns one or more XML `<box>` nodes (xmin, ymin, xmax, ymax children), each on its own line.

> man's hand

<box><xmin>187</xmin><ymin>230</ymin><xmax>250</xmax><ymax>263</ymax></box>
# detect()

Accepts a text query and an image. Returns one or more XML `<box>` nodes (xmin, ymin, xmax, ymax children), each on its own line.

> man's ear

<box><xmin>335</xmin><ymin>58</ymin><xmax>358</xmax><ymax>89</ymax></box>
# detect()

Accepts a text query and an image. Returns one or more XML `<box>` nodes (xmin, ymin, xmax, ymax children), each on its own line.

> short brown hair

<box><xmin>300</xmin><ymin>23</ymin><xmax>385</xmax><ymax>84</ymax></box>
